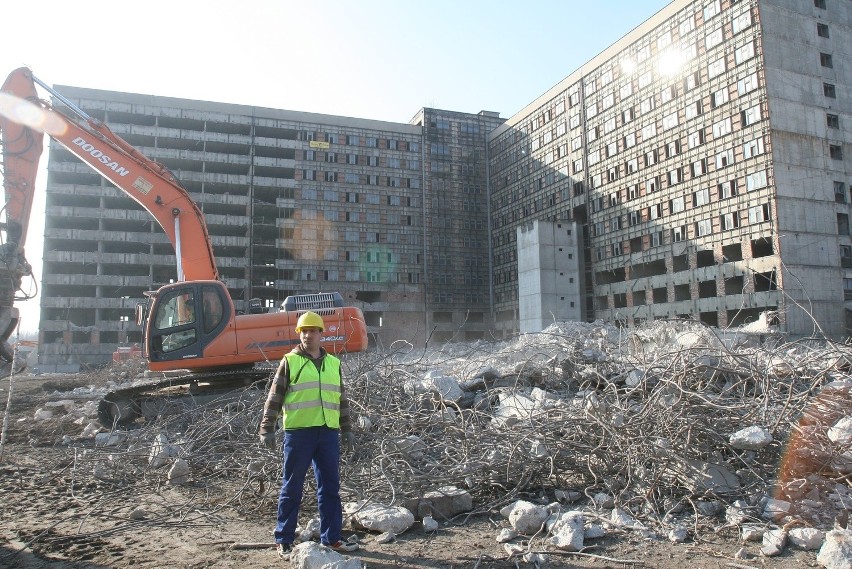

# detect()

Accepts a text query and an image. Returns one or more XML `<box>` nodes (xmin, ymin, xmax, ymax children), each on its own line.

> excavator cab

<box><xmin>144</xmin><ymin>281</ymin><xmax>229</xmax><ymax>366</ymax></box>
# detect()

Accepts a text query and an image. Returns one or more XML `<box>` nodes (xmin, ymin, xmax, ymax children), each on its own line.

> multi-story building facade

<box><xmin>37</xmin><ymin>91</ymin><xmax>501</xmax><ymax>369</ymax></box>
<box><xmin>489</xmin><ymin>0</ymin><xmax>850</xmax><ymax>338</ymax></box>
<box><xmin>32</xmin><ymin>0</ymin><xmax>850</xmax><ymax>369</ymax></box>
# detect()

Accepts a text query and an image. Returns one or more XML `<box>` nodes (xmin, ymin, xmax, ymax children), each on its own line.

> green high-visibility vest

<box><xmin>281</xmin><ymin>353</ymin><xmax>342</xmax><ymax>430</ymax></box>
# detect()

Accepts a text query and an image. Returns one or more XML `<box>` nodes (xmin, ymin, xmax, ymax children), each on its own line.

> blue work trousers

<box><xmin>274</xmin><ymin>426</ymin><xmax>342</xmax><ymax>545</ymax></box>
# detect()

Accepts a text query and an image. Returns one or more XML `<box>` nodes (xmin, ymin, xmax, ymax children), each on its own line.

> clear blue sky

<box><xmin>2</xmin><ymin>0</ymin><xmax>671</xmax><ymax>334</ymax></box>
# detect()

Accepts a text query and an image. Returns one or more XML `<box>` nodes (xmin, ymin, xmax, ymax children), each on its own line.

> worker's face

<box><xmin>300</xmin><ymin>327</ymin><xmax>323</xmax><ymax>350</ymax></box>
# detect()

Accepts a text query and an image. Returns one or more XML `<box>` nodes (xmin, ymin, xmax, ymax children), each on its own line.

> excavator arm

<box><xmin>1</xmin><ymin>67</ymin><xmax>219</xmax><ymax>283</ymax></box>
<box><xmin>2</xmin><ymin>67</ymin><xmax>367</xmax><ymax>399</ymax></box>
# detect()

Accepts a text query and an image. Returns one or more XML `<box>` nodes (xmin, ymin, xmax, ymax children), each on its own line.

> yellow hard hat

<box><xmin>295</xmin><ymin>311</ymin><xmax>324</xmax><ymax>332</ymax></box>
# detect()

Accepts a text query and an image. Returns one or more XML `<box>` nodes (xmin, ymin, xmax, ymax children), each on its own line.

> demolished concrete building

<box><xmin>33</xmin><ymin>0</ymin><xmax>851</xmax><ymax>370</ymax></box>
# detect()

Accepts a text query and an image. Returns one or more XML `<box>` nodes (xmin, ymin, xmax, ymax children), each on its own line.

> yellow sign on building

<box><xmin>309</xmin><ymin>140</ymin><xmax>330</xmax><ymax>149</ymax></box>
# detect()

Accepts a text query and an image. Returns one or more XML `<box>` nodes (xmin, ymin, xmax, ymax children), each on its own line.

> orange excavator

<box><xmin>0</xmin><ymin>67</ymin><xmax>368</xmax><ymax>424</ymax></box>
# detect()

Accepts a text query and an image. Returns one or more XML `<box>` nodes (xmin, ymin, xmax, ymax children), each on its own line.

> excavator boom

<box><xmin>1</xmin><ymin>68</ymin><xmax>368</xmax><ymax>400</ymax></box>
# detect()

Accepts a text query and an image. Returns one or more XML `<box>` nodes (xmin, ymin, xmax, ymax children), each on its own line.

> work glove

<box><xmin>260</xmin><ymin>432</ymin><xmax>277</xmax><ymax>450</ymax></box>
<box><xmin>341</xmin><ymin>431</ymin><xmax>356</xmax><ymax>451</ymax></box>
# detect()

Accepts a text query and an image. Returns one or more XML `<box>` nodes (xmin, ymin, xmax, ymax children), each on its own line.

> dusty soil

<box><xmin>0</xmin><ymin>371</ymin><xmax>822</xmax><ymax>569</ymax></box>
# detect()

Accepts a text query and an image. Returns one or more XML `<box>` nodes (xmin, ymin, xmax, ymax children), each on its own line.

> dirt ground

<box><xmin>1</xmin><ymin>371</ymin><xmax>823</xmax><ymax>569</ymax></box>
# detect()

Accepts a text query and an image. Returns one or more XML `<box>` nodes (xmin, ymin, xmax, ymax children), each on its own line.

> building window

<box><xmin>684</xmin><ymin>72</ymin><xmax>700</xmax><ymax>92</ymax></box>
<box><xmin>640</xmin><ymin>97</ymin><xmax>656</xmax><ymax>115</ymax></box>
<box><xmin>845</xmin><ymin>278</ymin><xmax>852</xmax><ymax>300</ymax></box>
<box><xmin>628</xmin><ymin>184</ymin><xmax>639</xmax><ymax>200</ymax></box>
<box><xmin>661</xmin><ymin>85</ymin><xmax>676</xmax><ymax>104</ymax></box>
<box><xmin>645</xmin><ymin>149</ymin><xmax>658</xmax><ymax>166</ymax></box>
<box><xmin>689</xmin><ymin>129</ymin><xmax>706</xmax><ymax>148</ymax></box>
<box><xmin>624</xmin><ymin>132</ymin><xmax>637</xmax><ymax>148</ymax></box>
<box><xmin>842</xmin><ymin>246</ymin><xmax>852</xmax><ymax>269</ymax></box>
<box><xmin>611</xmin><ymin>216</ymin><xmax>623</xmax><ymax>230</ymax></box>
<box><xmin>716</xmin><ymin>148</ymin><xmax>735</xmax><ymax>168</ymax></box>
<box><xmin>712</xmin><ymin>87</ymin><xmax>729</xmax><ymax>108</ymax></box>
<box><xmin>627</xmin><ymin>158</ymin><xmax>639</xmax><ymax>173</ymax></box>
<box><xmin>708</xmin><ymin>57</ymin><xmax>726</xmax><ymax>79</ymax></box>
<box><xmin>651</xmin><ymin>231</ymin><xmax>664</xmax><ymax>247</ymax></box>
<box><xmin>719</xmin><ymin>180</ymin><xmax>737</xmax><ymax>199</ymax></box>
<box><xmin>824</xmin><ymin>83</ymin><xmax>837</xmax><ymax>98</ymax></box>
<box><xmin>646</xmin><ymin>176</ymin><xmax>660</xmax><ymax>193</ymax></box>
<box><xmin>830</xmin><ymin>145</ymin><xmax>843</xmax><ymax>160</ymax></box>
<box><xmin>685</xmin><ymin>100</ymin><xmax>703</xmax><ymax>120</ymax></box>
<box><xmin>817</xmin><ymin>23</ymin><xmax>829</xmax><ymax>38</ymax></box>
<box><xmin>721</xmin><ymin>212</ymin><xmax>740</xmax><ymax>230</ymax></box>
<box><xmin>705</xmin><ymin>27</ymin><xmax>724</xmax><ymax>50</ymax></box>
<box><xmin>672</xmin><ymin>225</ymin><xmax>687</xmax><ymax>242</ymax></box>
<box><xmin>670</xmin><ymin>196</ymin><xmax>685</xmax><ymax>213</ymax></box>
<box><xmin>828</xmin><ymin>114</ymin><xmax>840</xmax><ymax>129</ymax></box>
<box><xmin>732</xmin><ymin>10</ymin><xmax>752</xmax><ymax>34</ymax></box>
<box><xmin>622</xmin><ymin>107</ymin><xmax>635</xmax><ymax>124</ymax></box>
<box><xmin>691</xmin><ymin>159</ymin><xmax>707</xmax><ymax>177</ymax></box>
<box><xmin>749</xmin><ymin>203</ymin><xmax>771</xmax><ymax>224</ymax></box>
<box><xmin>693</xmin><ymin>188</ymin><xmax>710</xmax><ymax>207</ymax></box>
<box><xmin>735</xmin><ymin>42</ymin><xmax>755</xmax><ymax>65</ymax></box>
<box><xmin>712</xmin><ymin>118</ymin><xmax>732</xmax><ymax>138</ymax></box>
<box><xmin>743</xmin><ymin>138</ymin><xmax>764</xmax><ymax>159</ymax></box>
<box><xmin>649</xmin><ymin>203</ymin><xmax>662</xmax><ymax>220</ymax></box>
<box><xmin>704</xmin><ymin>0</ymin><xmax>721</xmax><ymax>20</ymax></box>
<box><xmin>741</xmin><ymin>105</ymin><xmax>762</xmax><ymax>126</ymax></box>
<box><xmin>662</xmin><ymin>112</ymin><xmax>679</xmax><ymax>130</ymax></box>
<box><xmin>835</xmin><ymin>181</ymin><xmax>847</xmax><ymax>204</ymax></box>
<box><xmin>840</xmin><ymin>213</ymin><xmax>851</xmax><ymax>235</ymax></box>
<box><xmin>611</xmin><ymin>243</ymin><xmax>622</xmax><ymax>257</ymax></box>
<box><xmin>695</xmin><ymin>219</ymin><xmax>712</xmax><ymax>237</ymax></box>
<box><xmin>814</xmin><ymin>0</ymin><xmax>825</xmax><ymax>9</ymax></box>
<box><xmin>820</xmin><ymin>53</ymin><xmax>833</xmax><ymax>68</ymax></box>
<box><xmin>607</xmin><ymin>142</ymin><xmax>618</xmax><ymax>158</ymax></box>
<box><xmin>629</xmin><ymin>210</ymin><xmax>642</xmax><ymax>226</ymax></box>
<box><xmin>746</xmin><ymin>170</ymin><xmax>768</xmax><ymax>191</ymax></box>
<box><xmin>667</xmin><ymin>140</ymin><xmax>681</xmax><ymax>157</ymax></box>
<box><xmin>737</xmin><ymin>73</ymin><xmax>759</xmax><ymax>95</ymax></box>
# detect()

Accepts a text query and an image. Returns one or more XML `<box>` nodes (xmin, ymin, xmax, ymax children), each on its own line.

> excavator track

<box><xmin>97</xmin><ymin>366</ymin><xmax>274</xmax><ymax>428</ymax></box>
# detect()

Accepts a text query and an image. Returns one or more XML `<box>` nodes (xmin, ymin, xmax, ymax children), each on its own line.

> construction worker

<box><xmin>258</xmin><ymin>310</ymin><xmax>358</xmax><ymax>558</ymax></box>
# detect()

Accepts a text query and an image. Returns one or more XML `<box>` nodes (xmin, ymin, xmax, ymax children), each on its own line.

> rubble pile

<box><xmin>17</xmin><ymin>319</ymin><xmax>852</xmax><ymax>562</ymax></box>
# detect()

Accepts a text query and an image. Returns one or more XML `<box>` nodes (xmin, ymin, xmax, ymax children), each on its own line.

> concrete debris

<box><xmin>584</xmin><ymin>524</ymin><xmax>606</xmax><ymax>539</ymax></box>
<box><xmin>741</xmin><ymin>524</ymin><xmax>765</xmax><ymax>542</ymax></box>
<box><xmin>290</xmin><ymin>541</ymin><xmax>362</xmax><ymax>569</ymax></box>
<box><xmin>762</xmin><ymin>498</ymin><xmax>793</xmax><ymax>521</ymax></box>
<box><xmin>167</xmin><ymin>458</ymin><xmax>190</xmax><ymax>485</ymax></box>
<box><xmin>421</xmin><ymin>515</ymin><xmax>439</xmax><ymax>532</ymax></box>
<box><xmin>829</xmin><ymin>417</ymin><xmax>852</xmax><ymax>446</ymax></box>
<box><xmin>30</xmin><ymin>318</ymin><xmax>852</xmax><ymax>560</ymax></box>
<box><xmin>789</xmin><ymin>527</ymin><xmax>825</xmax><ymax>550</ymax></box>
<box><xmin>610</xmin><ymin>507</ymin><xmax>644</xmax><ymax>530</ymax></box>
<box><xmin>405</xmin><ymin>486</ymin><xmax>472</xmax><ymax>519</ymax></box>
<box><xmin>726</xmin><ymin>500</ymin><xmax>750</xmax><ymax>525</ymax></box>
<box><xmin>404</xmin><ymin>370</ymin><xmax>462</xmax><ymax>403</ymax></box>
<box><xmin>347</xmin><ymin>502</ymin><xmax>414</xmax><ymax>535</ymax></box>
<box><xmin>592</xmin><ymin>492</ymin><xmax>614</xmax><ymax>509</ymax></box>
<box><xmin>496</xmin><ymin>528</ymin><xmax>517</xmax><ymax>543</ymax></box>
<box><xmin>729</xmin><ymin>426</ymin><xmax>773</xmax><ymax>450</ymax></box>
<box><xmin>149</xmin><ymin>433</ymin><xmax>179</xmax><ymax>468</ymax></box>
<box><xmin>374</xmin><ymin>532</ymin><xmax>395</xmax><ymax>544</ymax></box>
<box><xmin>817</xmin><ymin>529</ymin><xmax>852</xmax><ymax>569</ymax></box>
<box><xmin>761</xmin><ymin>528</ymin><xmax>787</xmax><ymax>556</ymax></box>
<box><xmin>502</xmin><ymin>500</ymin><xmax>549</xmax><ymax>534</ymax></box>
<box><xmin>667</xmin><ymin>524</ymin><xmax>689</xmax><ymax>543</ymax></box>
<box><xmin>546</xmin><ymin>511</ymin><xmax>584</xmax><ymax>551</ymax></box>
<box><xmin>299</xmin><ymin>518</ymin><xmax>321</xmax><ymax>542</ymax></box>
